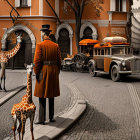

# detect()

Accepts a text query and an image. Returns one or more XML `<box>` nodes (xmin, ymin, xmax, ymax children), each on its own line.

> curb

<box><xmin>24</xmin><ymin>99</ymin><xmax>86</xmax><ymax>140</ymax></box>
<box><xmin>0</xmin><ymin>85</ymin><xmax>26</xmax><ymax>106</ymax></box>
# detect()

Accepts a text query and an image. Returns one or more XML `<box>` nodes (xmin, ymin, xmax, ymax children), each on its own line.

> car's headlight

<box><xmin>122</xmin><ymin>60</ymin><xmax>126</xmax><ymax>66</ymax></box>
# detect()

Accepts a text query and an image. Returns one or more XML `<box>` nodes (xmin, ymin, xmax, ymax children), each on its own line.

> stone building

<box><xmin>0</xmin><ymin>0</ymin><xmax>131</xmax><ymax>68</ymax></box>
<box><xmin>131</xmin><ymin>0</ymin><xmax>140</xmax><ymax>55</ymax></box>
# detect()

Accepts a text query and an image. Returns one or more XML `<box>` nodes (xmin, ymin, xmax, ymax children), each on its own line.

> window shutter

<box><xmin>15</xmin><ymin>0</ymin><xmax>20</xmax><ymax>7</ymax></box>
<box><xmin>28</xmin><ymin>0</ymin><xmax>31</xmax><ymax>7</ymax></box>
<box><xmin>110</xmin><ymin>0</ymin><xmax>115</xmax><ymax>11</ymax></box>
<box><xmin>122</xmin><ymin>0</ymin><xmax>126</xmax><ymax>12</ymax></box>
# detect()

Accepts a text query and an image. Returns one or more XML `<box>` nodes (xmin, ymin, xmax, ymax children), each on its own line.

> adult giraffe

<box><xmin>0</xmin><ymin>34</ymin><xmax>22</xmax><ymax>91</ymax></box>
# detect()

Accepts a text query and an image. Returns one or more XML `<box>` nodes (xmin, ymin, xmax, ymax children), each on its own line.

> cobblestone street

<box><xmin>0</xmin><ymin>71</ymin><xmax>140</xmax><ymax>140</ymax></box>
<box><xmin>59</xmin><ymin>73</ymin><xmax>140</xmax><ymax>140</ymax></box>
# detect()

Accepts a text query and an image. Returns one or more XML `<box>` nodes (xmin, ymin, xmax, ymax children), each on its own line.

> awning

<box><xmin>79</xmin><ymin>39</ymin><xmax>99</xmax><ymax>46</ymax></box>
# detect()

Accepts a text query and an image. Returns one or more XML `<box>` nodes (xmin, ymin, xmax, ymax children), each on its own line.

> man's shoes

<box><xmin>34</xmin><ymin>121</ymin><xmax>45</xmax><ymax>125</ymax></box>
<box><xmin>49</xmin><ymin>119</ymin><xmax>56</xmax><ymax>122</ymax></box>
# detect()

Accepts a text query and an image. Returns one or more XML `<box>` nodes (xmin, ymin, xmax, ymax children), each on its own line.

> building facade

<box><xmin>131</xmin><ymin>0</ymin><xmax>140</xmax><ymax>55</ymax></box>
<box><xmin>0</xmin><ymin>0</ymin><xmax>131</xmax><ymax>68</ymax></box>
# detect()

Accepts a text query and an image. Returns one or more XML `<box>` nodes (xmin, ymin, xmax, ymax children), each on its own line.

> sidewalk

<box><xmin>23</xmin><ymin>77</ymin><xmax>86</xmax><ymax>140</ymax></box>
<box><xmin>2</xmin><ymin>70</ymin><xmax>86</xmax><ymax>140</ymax></box>
<box><xmin>0</xmin><ymin>70</ymin><xmax>27</xmax><ymax>106</ymax></box>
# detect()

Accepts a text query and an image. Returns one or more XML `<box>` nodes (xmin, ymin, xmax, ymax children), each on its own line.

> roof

<box><xmin>94</xmin><ymin>42</ymin><xmax>130</xmax><ymax>48</ymax></box>
<box><xmin>102</xmin><ymin>36</ymin><xmax>127</xmax><ymax>43</ymax></box>
<box><xmin>79</xmin><ymin>39</ymin><xmax>99</xmax><ymax>46</ymax></box>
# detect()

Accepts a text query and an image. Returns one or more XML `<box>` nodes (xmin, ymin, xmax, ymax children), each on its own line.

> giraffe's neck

<box><xmin>25</xmin><ymin>73</ymin><xmax>32</xmax><ymax>103</ymax></box>
<box><xmin>5</xmin><ymin>43</ymin><xmax>21</xmax><ymax>59</ymax></box>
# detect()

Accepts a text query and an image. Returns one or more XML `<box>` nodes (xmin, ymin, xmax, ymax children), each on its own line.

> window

<box><xmin>110</xmin><ymin>0</ymin><xmax>126</xmax><ymax>12</ymax></box>
<box><xmin>112</xmin><ymin>47</ymin><xmax>125</xmax><ymax>55</ymax></box>
<box><xmin>15</xmin><ymin>0</ymin><xmax>31</xmax><ymax>7</ymax></box>
<box><xmin>115</xmin><ymin>0</ymin><xmax>122</xmax><ymax>11</ymax></box>
<box><xmin>21</xmin><ymin>0</ymin><xmax>28</xmax><ymax>7</ymax></box>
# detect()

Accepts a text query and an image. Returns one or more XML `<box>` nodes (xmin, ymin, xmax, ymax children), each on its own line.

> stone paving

<box><xmin>0</xmin><ymin>70</ymin><xmax>26</xmax><ymax>99</ymax></box>
<box><xmin>59</xmin><ymin>103</ymin><xmax>137</xmax><ymax>140</ymax></box>
<box><xmin>1</xmin><ymin>71</ymin><xmax>140</xmax><ymax>140</ymax></box>
<box><xmin>0</xmin><ymin>71</ymin><xmax>74</xmax><ymax>140</ymax></box>
<box><xmin>58</xmin><ymin>74</ymin><xmax>140</xmax><ymax>140</ymax></box>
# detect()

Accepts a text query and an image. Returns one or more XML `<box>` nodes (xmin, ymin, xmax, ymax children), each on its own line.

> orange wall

<box><xmin>0</xmin><ymin>20</ymin><xmax>13</xmax><ymax>48</ymax></box>
<box><xmin>0</xmin><ymin>1</ymin><xmax>15</xmax><ymax>16</ymax></box>
<box><xmin>43</xmin><ymin>0</ymin><xmax>55</xmax><ymax>16</ymax></box>
<box><xmin>0</xmin><ymin>0</ymin><xmax>130</xmax><ymax>55</ymax></box>
<box><xmin>60</xmin><ymin>0</ymin><xmax>110</xmax><ymax>20</ymax></box>
<box><xmin>31</xmin><ymin>0</ymin><xmax>39</xmax><ymax>15</ymax></box>
<box><xmin>83</xmin><ymin>0</ymin><xmax>109</xmax><ymax>20</ymax></box>
<box><xmin>0</xmin><ymin>18</ymin><xmax>57</xmax><ymax>49</ymax></box>
<box><xmin>112</xmin><ymin>12</ymin><xmax>127</xmax><ymax>20</ymax></box>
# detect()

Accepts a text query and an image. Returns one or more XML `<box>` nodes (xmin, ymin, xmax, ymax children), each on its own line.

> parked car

<box><xmin>61</xmin><ymin>39</ymin><xmax>99</xmax><ymax>72</ymax></box>
<box><xmin>88</xmin><ymin>37</ymin><xmax>140</xmax><ymax>82</ymax></box>
<box><xmin>61</xmin><ymin>55</ymin><xmax>76</xmax><ymax>71</ymax></box>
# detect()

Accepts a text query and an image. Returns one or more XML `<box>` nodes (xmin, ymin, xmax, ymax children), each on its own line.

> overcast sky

<box><xmin>132</xmin><ymin>0</ymin><xmax>140</xmax><ymax>9</ymax></box>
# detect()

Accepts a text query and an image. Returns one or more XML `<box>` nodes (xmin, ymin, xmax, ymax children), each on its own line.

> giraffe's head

<box><xmin>24</xmin><ymin>63</ymin><xmax>34</xmax><ymax>75</ymax></box>
<box><xmin>16</xmin><ymin>34</ymin><xmax>22</xmax><ymax>44</ymax></box>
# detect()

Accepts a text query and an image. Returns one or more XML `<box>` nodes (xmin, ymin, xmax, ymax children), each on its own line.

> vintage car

<box><xmin>61</xmin><ymin>39</ymin><xmax>99</xmax><ymax>71</ymax></box>
<box><xmin>73</xmin><ymin>39</ymin><xmax>99</xmax><ymax>72</ymax></box>
<box><xmin>61</xmin><ymin>54</ymin><xmax>76</xmax><ymax>71</ymax></box>
<box><xmin>88</xmin><ymin>36</ymin><xmax>140</xmax><ymax>82</ymax></box>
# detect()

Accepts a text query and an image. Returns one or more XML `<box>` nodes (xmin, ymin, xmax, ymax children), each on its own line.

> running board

<box><xmin>95</xmin><ymin>71</ymin><xmax>109</xmax><ymax>74</ymax></box>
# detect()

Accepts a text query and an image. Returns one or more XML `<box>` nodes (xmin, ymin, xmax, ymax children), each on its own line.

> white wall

<box><xmin>132</xmin><ymin>0</ymin><xmax>140</xmax><ymax>9</ymax></box>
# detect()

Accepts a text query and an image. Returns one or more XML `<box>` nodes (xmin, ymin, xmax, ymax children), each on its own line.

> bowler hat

<box><xmin>40</xmin><ymin>24</ymin><xmax>52</xmax><ymax>32</ymax></box>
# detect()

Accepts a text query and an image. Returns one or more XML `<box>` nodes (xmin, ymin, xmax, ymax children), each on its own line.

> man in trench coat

<box><xmin>34</xmin><ymin>24</ymin><xmax>61</xmax><ymax>124</ymax></box>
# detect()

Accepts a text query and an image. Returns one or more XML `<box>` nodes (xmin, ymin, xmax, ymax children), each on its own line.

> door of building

<box><xmin>58</xmin><ymin>28</ymin><xmax>70</xmax><ymax>59</ymax></box>
<box><xmin>6</xmin><ymin>30</ymin><xmax>32</xmax><ymax>69</ymax></box>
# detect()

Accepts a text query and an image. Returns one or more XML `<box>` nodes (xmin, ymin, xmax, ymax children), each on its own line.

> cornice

<box><xmin>61</xmin><ymin>19</ymin><xmax>127</xmax><ymax>26</ymax></box>
<box><xmin>0</xmin><ymin>15</ymin><xmax>57</xmax><ymax>19</ymax></box>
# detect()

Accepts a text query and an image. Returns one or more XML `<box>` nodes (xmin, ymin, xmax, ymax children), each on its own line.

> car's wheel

<box><xmin>89</xmin><ymin>63</ymin><xmax>96</xmax><ymax>77</ymax></box>
<box><xmin>111</xmin><ymin>65</ymin><xmax>120</xmax><ymax>82</ymax></box>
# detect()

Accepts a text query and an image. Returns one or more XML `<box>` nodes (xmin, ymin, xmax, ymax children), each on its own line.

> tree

<box><xmin>45</xmin><ymin>0</ymin><xmax>61</xmax><ymax>24</ymax></box>
<box><xmin>45</xmin><ymin>0</ymin><xmax>104</xmax><ymax>52</ymax></box>
<box><xmin>64</xmin><ymin>0</ymin><xmax>103</xmax><ymax>52</ymax></box>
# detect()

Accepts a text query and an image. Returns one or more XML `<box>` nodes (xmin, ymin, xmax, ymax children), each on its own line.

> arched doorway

<box><xmin>56</xmin><ymin>23</ymin><xmax>73</xmax><ymax>57</ymax></box>
<box><xmin>2</xmin><ymin>24</ymin><xmax>36</xmax><ymax>67</ymax></box>
<box><xmin>58</xmin><ymin>28</ymin><xmax>70</xmax><ymax>59</ymax></box>
<box><xmin>6</xmin><ymin>30</ymin><xmax>32</xmax><ymax>69</ymax></box>
<box><xmin>82</xmin><ymin>27</ymin><xmax>93</xmax><ymax>39</ymax></box>
<box><xmin>80</xmin><ymin>22</ymin><xmax>98</xmax><ymax>40</ymax></box>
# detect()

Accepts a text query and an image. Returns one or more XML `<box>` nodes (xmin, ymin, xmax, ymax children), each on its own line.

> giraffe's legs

<box><xmin>21</xmin><ymin>114</ymin><xmax>26</xmax><ymax>140</ymax></box>
<box><xmin>17</xmin><ymin>118</ymin><xmax>22</xmax><ymax>140</ymax></box>
<box><xmin>0</xmin><ymin>62</ymin><xmax>6</xmax><ymax>91</ymax></box>
<box><xmin>30</xmin><ymin>111</ymin><xmax>35</xmax><ymax>140</ymax></box>
<box><xmin>0</xmin><ymin>77</ymin><xmax>2</xmax><ymax>90</ymax></box>
<box><xmin>12</xmin><ymin>114</ymin><xmax>17</xmax><ymax>140</ymax></box>
<box><xmin>0</xmin><ymin>63</ymin><xmax>2</xmax><ymax>90</ymax></box>
<box><xmin>3</xmin><ymin>75</ymin><xmax>7</xmax><ymax>92</ymax></box>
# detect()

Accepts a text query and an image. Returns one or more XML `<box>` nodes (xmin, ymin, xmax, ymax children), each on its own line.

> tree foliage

<box><xmin>63</xmin><ymin>0</ymin><xmax>104</xmax><ymax>52</ymax></box>
<box><xmin>45</xmin><ymin>0</ymin><xmax>104</xmax><ymax>52</ymax></box>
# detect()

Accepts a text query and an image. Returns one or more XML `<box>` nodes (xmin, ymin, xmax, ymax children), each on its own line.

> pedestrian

<box><xmin>33</xmin><ymin>24</ymin><xmax>61</xmax><ymax>124</ymax></box>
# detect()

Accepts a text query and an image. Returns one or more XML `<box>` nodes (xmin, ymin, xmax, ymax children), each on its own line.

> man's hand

<box><xmin>36</xmin><ymin>75</ymin><xmax>39</xmax><ymax>81</ymax></box>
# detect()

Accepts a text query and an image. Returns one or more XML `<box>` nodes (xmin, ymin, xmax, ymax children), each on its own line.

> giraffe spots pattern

<box><xmin>11</xmin><ymin>73</ymin><xmax>36</xmax><ymax>119</ymax></box>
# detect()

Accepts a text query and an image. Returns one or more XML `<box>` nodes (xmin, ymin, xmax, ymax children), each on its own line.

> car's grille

<box><xmin>131</xmin><ymin>59</ymin><xmax>140</xmax><ymax>73</ymax></box>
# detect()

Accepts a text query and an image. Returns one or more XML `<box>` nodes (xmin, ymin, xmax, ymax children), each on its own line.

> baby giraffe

<box><xmin>11</xmin><ymin>63</ymin><xmax>36</xmax><ymax>140</ymax></box>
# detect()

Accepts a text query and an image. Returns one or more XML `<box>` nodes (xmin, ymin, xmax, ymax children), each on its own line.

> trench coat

<box><xmin>33</xmin><ymin>39</ymin><xmax>61</xmax><ymax>98</ymax></box>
